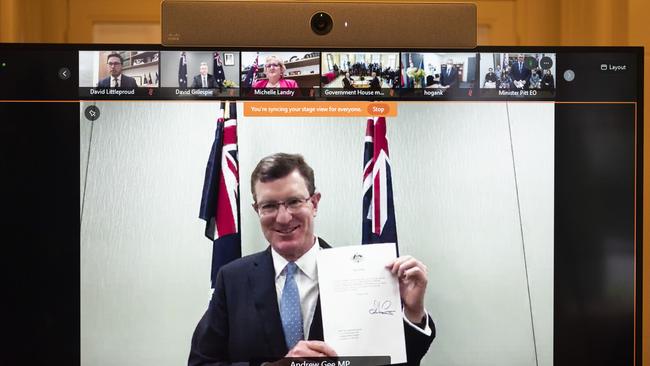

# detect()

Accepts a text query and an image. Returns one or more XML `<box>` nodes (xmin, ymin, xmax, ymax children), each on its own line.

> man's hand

<box><xmin>386</xmin><ymin>255</ymin><xmax>428</xmax><ymax>324</ymax></box>
<box><xmin>286</xmin><ymin>340</ymin><xmax>338</xmax><ymax>358</ymax></box>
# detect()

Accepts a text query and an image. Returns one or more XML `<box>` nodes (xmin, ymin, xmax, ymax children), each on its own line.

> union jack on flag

<box><xmin>199</xmin><ymin>101</ymin><xmax>241</xmax><ymax>287</ymax></box>
<box><xmin>213</xmin><ymin>51</ymin><xmax>225</xmax><ymax>83</ymax></box>
<box><xmin>214</xmin><ymin>51</ymin><xmax>223</xmax><ymax>66</ymax></box>
<box><xmin>406</xmin><ymin>53</ymin><xmax>414</xmax><ymax>88</ymax></box>
<box><xmin>362</xmin><ymin>116</ymin><xmax>398</xmax><ymax>248</ymax></box>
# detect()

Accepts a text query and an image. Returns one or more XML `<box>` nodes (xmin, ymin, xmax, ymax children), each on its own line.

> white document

<box><xmin>317</xmin><ymin>243</ymin><xmax>406</xmax><ymax>364</ymax></box>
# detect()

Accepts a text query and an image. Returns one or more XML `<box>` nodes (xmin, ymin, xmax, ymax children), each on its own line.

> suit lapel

<box><xmin>308</xmin><ymin>296</ymin><xmax>324</xmax><ymax>341</ymax></box>
<box><xmin>317</xmin><ymin>237</ymin><xmax>331</xmax><ymax>249</ymax></box>
<box><xmin>249</xmin><ymin>248</ymin><xmax>287</xmax><ymax>356</ymax></box>
<box><xmin>307</xmin><ymin>238</ymin><xmax>330</xmax><ymax>341</ymax></box>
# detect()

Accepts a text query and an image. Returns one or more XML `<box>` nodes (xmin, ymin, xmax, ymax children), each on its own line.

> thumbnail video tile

<box><xmin>79</xmin><ymin>50</ymin><xmax>159</xmax><ymax>98</ymax></box>
<box><xmin>480</xmin><ymin>53</ymin><xmax>556</xmax><ymax>98</ymax></box>
<box><xmin>321</xmin><ymin>52</ymin><xmax>399</xmax><ymax>98</ymax></box>
<box><xmin>241</xmin><ymin>51</ymin><xmax>320</xmax><ymax>98</ymax></box>
<box><xmin>160</xmin><ymin>51</ymin><xmax>240</xmax><ymax>98</ymax></box>
<box><xmin>400</xmin><ymin>52</ymin><xmax>477</xmax><ymax>99</ymax></box>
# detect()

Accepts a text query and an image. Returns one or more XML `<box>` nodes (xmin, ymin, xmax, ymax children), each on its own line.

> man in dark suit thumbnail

<box><xmin>439</xmin><ymin>58</ymin><xmax>458</xmax><ymax>88</ymax></box>
<box><xmin>369</xmin><ymin>71</ymin><xmax>382</xmax><ymax>91</ymax></box>
<box><xmin>191</xmin><ymin>62</ymin><xmax>219</xmax><ymax>89</ymax></box>
<box><xmin>510</xmin><ymin>54</ymin><xmax>531</xmax><ymax>89</ymax></box>
<box><xmin>96</xmin><ymin>53</ymin><xmax>139</xmax><ymax>88</ymax></box>
<box><xmin>189</xmin><ymin>153</ymin><xmax>435</xmax><ymax>365</ymax></box>
<box><xmin>342</xmin><ymin>72</ymin><xmax>354</xmax><ymax>90</ymax></box>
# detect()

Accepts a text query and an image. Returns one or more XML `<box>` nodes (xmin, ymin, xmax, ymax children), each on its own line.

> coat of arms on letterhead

<box><xmin>352</xmin><ymin>253</ymin><xmax>363</xmax><ymax>263</ymax></box>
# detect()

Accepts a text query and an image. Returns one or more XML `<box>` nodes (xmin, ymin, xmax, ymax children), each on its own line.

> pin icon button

<box><xmin>84</xmin><ymin>105</ymin><xmax>100</xmax><ymax>121</ymax></box>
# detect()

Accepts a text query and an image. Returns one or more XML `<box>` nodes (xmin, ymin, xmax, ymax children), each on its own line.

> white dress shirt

<box><xmin>111</xmin><ymin>74</ymin><xmax>122</xmax><ymax>88</ymax></box>
<box><xmin>271</xmin><ymin>237</ymin><xmax>320</xmax><ymax>338</ymax></box>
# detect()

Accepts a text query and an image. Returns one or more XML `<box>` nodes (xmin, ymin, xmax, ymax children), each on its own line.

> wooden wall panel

<box><xmin>559</xmin><ymin>0</ymin><xmax>628</xmax><ymax>46</ymax></box>
<box><xmin>67</xmin><ymin>0</ymin><xmax>160</xmax><ymax>43</ymax></box>
<box><xmin>474</xmin><ymin>0</ymin><xmax>518</xmax><ymax>45</ymax></box>
<box><xmin>0</xmin><ymin>0</ymin><xmax>67</xmax><ymax>42</ymax></box>
<box><xmin>0</xmin><ymin>0</ymin><xmax>18</xmax><ymax>42</ymax></box>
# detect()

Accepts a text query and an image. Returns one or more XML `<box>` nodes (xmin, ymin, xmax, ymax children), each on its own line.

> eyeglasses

<box><xmin>254</xmin><ymin>195</ymin><xmax>313</xmax><ymax>217</ymax></box>
<box><xmin>107</xmin><ymin>62</ymin><xmax>122</xmax><ymax>66</ymax></box>
<box><xmin>265</xmin><ymin>63</ymin><xmax>281</xmax><ymax>68</ymax></box>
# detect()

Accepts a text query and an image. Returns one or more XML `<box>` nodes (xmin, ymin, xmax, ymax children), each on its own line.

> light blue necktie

<box><xmin>280</xmin><ymin>262</ymin><xmax>303</xmax><ymax>349</ymax></box>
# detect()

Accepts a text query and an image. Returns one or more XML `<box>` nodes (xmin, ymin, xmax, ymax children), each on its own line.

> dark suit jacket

<box><xmin>189</xmin><ymin>238</ymin><xmax>435</xmax><ymax>365</ymax></box>
<box><xmin>510</xmin><ymin>62</ymin><xmax>531</xmax><ymax>86</ymax></box>
<box><xmin>192</xmin><ymin>74</ymin><xmax>220</xmax><ymax>88</ymax></box>
<box><xmin>439</xmin><ymin>66</ymin><xmax>458</xmax><ymax>87</ymax></box>
<box><xmin>342</xmin><ymin>77</ymin><xmax>354</xmax><ymax>90</ymax></box>
<box><xmin>96</xmin><ymin>74</ymin><xmax>138</xmax><ymax>88</ymax></box>
<box><xmin>369</xmin><ymin>76</ymin><xmax>381</xmax><ymax>91</ymax></box>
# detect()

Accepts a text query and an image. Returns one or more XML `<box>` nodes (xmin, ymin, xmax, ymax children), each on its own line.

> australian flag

<box><xmin>405</xmin><ymin>53</ymin><xmax>414</xmax><ymax>89</ymax></box>
<box><xmin>178</xmin><ymin>51</ymin><xmax>188</xmax><ymax>88</ymax></box>
<box><xmin>213</xmin><ymin>52</ymin><xmax>225</xmax><ymax>90</ymax></box>
<box><xmin>502</xmin><ymin>53</ymin><xmax>509</xmax><ymax>70</ymax></box>
<box><xmin>243</xmin><ymin>53</ymin><xmax>259</xmax><ymax>88</ymax></box>
<box><xmin>199</xmin><ymin>101</ymin><xmax>241</xmax><ymax>288</ymax></box>
<box><xmin>362</xmin><ymin>116</ymin><xmax>398</xmax><ymax>248</ymax></box>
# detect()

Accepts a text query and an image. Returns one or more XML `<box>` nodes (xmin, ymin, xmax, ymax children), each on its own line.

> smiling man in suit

<box><xmin>189</xmin><ymin>153</ymin><xmax>435</xmax><ymax>365</ymax></box>
<box><xmin>96</xmin><ymin>53</ymin><xmax>138</xmax><ymax>89</ymax></box>
<box><xmin>191</xmin><ymin>62</ymin><xmax>219</xmax><ymax>89</ymax></box>
<box><xmin>510</xmin><ymin>53</ymin><xmax>531</xmax><ymax>89</ymax></box>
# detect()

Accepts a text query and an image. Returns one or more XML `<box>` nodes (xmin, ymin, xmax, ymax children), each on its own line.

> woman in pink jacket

<box><xmin>253</xmin><ymin>55</ymin><xmax>299</xmax><ymax>88</ymax></box>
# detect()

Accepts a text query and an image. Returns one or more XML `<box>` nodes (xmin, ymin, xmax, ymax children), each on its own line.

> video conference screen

<box><xmin>0</xmin><ymin>44</ymin><xmax>642</xmax><ymax>366</ymax></box>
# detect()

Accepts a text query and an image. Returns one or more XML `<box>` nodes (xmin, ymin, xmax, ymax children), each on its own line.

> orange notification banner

<box><xmin>243</xmin><ymin>101</ymin><xmax>397</xmax><ymax>117</ymax></box>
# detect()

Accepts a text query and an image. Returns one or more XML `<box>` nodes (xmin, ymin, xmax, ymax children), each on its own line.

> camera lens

<box><xmin>310</xmin><ymin>12</ymin><xmax>333</xmax><ymax>35</ymax></box>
